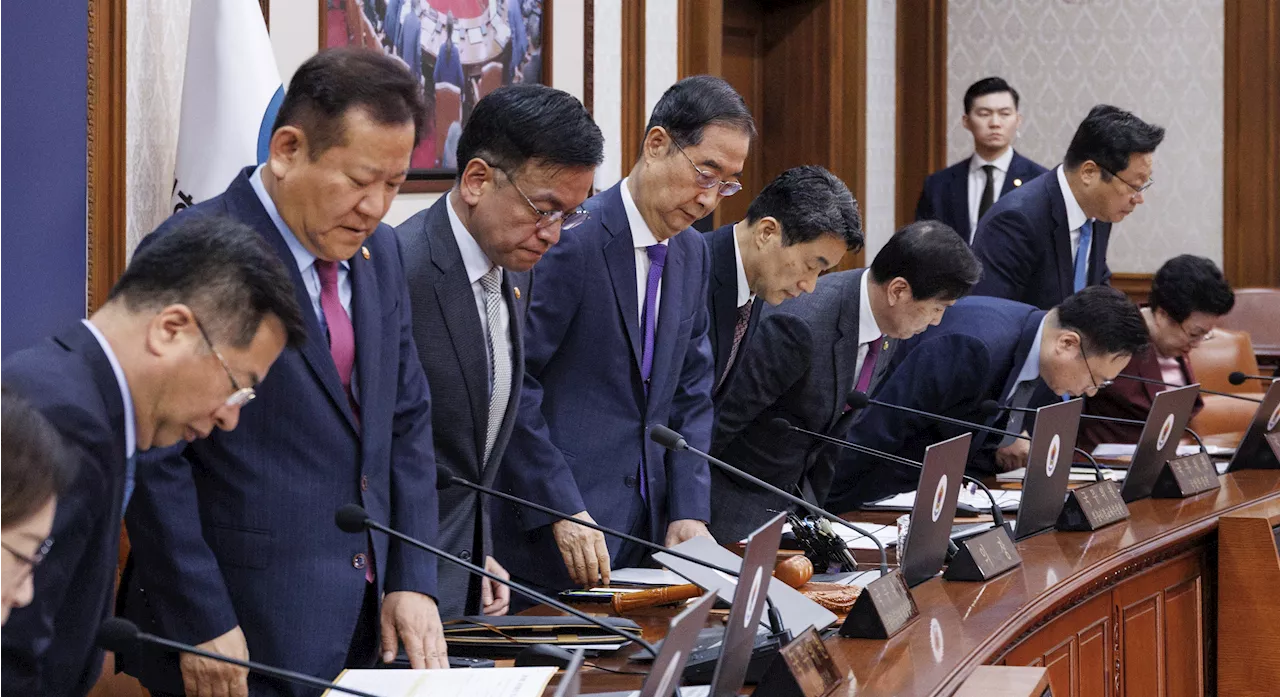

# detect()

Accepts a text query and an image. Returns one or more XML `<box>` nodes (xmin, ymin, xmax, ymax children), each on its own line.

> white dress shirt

<box><xmin>446</xmin><ymin>194</ymin><xmax>512</xmax><ymax>378</ymax></box>
<box><xmin>968</xmin><ymin>147</ymin><xmax>1015</xmax><ymax>234</ymax></box>
<box><xmin>731</xmin><ymin>226</ymin><xmax>754</xmax><ymax>308</ymax></box>
<box><xmin>1055</xmin><ymin>165</ymin><xmax>1093</xmax><ymax>261</ymax></box>
<box><xmin>621</xmin><ymin>178</ymin><xmax>669</xmax><ymax>326</ymax></box>
<box><xmin>81</xmin><ymin>319</ymin><xmax>136</xmax><ymax>460</ymax></box>
<box><xmin>853</xmin><ymin>272</ymin><xmax>885</xmax><ymax>385</ymax></box>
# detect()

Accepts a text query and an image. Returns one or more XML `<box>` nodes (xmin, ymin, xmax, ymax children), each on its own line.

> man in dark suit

<box><xmin>396</xmin><ymin>85</ymin><xmax>602</xmax><ymax>618</ymax></box>
<box><xmin>1080</xmin><ymin>255</ymin><xmax>1234</xmax><ymax>452</ymax></box>
<box><xmin>117</xmin><ymin>50</ymin><xmax>448</xmax><ymax>696</ymax></box>
<box><xmin>710</xmin><ymin>221</ymin><xmax>982</xmax><ymax>541</ymax></box>
<box><xmin>971</xmin><ymin>105</ymin><xmax>1165</xmax><ymax>310</ymax></box>
<box><xmin>915</xmin><ymin>77</ymin><xmax>1048</xmax><ymax>243</ymax></box>
<box><xmin>705</xmin><ymin>166</ymin><xmax>862</xmax><ymax>410</ymax></box>
<box><xmin>827</xmin><ymin>286</ymin><xmax>1149</xmax><ymax>512</ymax></box>
<box><xmin>495</xmin><ymin>75</ymin><xmax>755</xmax><ymax>594</ymax></box>
<box><xmin>1</xmin><ymin>217</ymin><xmax>304</xmax><ymax>697</ymax></box>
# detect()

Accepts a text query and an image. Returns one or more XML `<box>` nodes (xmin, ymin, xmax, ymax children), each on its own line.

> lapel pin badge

<box><xmin>361</xmin><ymin>246</ymin><xmax>370</xmax><ymax>260</ymax></box>
<box><xmin>1013</xmin><ymin>178</ymin><xmax>1023</xmax><ymax>187</ymax></box>
<box><xmin>514</xmin><ymin>287</ymin><xmax>521</xmax><ymax>299</ymax></box>
<box><xmin>883</xmin><ymin>339</ymin><xmax>890</xmax><ymax>351</ymax></box>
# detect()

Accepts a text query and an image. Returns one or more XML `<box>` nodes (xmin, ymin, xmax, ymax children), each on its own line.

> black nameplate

<box><xmin>754</xmin><ymin>626</ymin><xmax>844</xmax><ymax>697</ymax></box>
<box><xmin>1151</xmin><ymin>452</ymin><xmax>1221</xmax><ymax>498</ymax></box>
<box><xmin>943</xmin><ymin>525</ymin><xmax>1021</xmax><ymax>582</ymax></box>
<box><xmin>838</xmin><ymin>569</ymin><xmax>919</xmax><ymax>640</ymax></box>
<box><xmin>1056</xmin><ymin>480</ymin><xmax>1130</xmax><ymax>532</ymax></box>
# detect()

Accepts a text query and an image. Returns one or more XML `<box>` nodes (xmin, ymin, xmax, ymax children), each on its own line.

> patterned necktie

<box><xmin>978</xmin><ymin>164</ymin><xmax>997</xmax><ymax>223</ymax></box>
<box><xmin>480</xmin><ymin>267</ymin><xmax>510</xmax><ymax>467</ymax></box>
<box><xmin>855</xmin><ymin>336</ymin><xmax>885</xmax><ymax>394</ymax></box>
<box><xmin>315</xmin><ymin>260</ymin><xmax>356</xmax><ymax>396</ymax></box>
<box><xmin>717</xmin><ymin>298</ymin><xmax>755</xmax><ymax>391</ymax></box>
<box><xmin>1073</xmin><ymin>220</ymin><xmax>1094</xmax><ymax>293</ymax></box>
<box><xmin>998</xmin><ymin>381</ymin><xmax>1038</xmax><ymax>447</ymax></box>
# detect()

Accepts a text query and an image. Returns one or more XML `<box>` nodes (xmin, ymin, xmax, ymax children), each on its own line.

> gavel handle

<box><xmin>612</xmin><ymin>584</ymin><xmax>704</xmax><ymax>613</ymax></box>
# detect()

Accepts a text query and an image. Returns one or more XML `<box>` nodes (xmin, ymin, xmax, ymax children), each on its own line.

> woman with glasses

<box><xmin>0</xmin><ymin>388</ymin><xmax>74</xmax><ymax>625</ymax></box>
<box><xmin>1079</xmin><ymin>255</ymin><xmax>1236</xmax><ymax>452</ymax></box>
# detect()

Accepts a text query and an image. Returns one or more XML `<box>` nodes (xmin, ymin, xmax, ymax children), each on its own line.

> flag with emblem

<box><xmin>171</xmin><ymin>0</ymin><xmax>284</xmax><ymax>211</ymax></box>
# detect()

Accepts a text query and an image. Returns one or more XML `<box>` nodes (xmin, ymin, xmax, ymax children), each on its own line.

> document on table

<box><xmin>609</xmin><ymin>567</ymin><xmax>690</xmax><ymax>587</ymax></box>
<box><xmin>997</xmin><ymin>466</ymin><xmax>1125</xmax><ymax>483</ymax></box>
<box><xmin>325</xmin><ymin>667</ymin><xmax>556</xmax><ymax>697</ymax></box>
<box><xmin>1091</xmin><ymin>443</ymin><xmax>1235</xmax><ymax>460</ymax></box>
<box><xmin>865</xmin><ymin>488</ymin><xmax>1022</xmax><ymax>513</ymax></box>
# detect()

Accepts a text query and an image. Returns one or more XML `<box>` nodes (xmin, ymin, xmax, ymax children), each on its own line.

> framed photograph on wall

<box><xmin>320</xmin><ymin>0</ymin><xmax>551</xmax><ymax>191</ymax></box>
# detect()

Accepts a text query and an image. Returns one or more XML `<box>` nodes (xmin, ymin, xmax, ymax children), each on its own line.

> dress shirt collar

<box><xmin>731</xmin><ymin>225</ymin><xmax>753</xmax><ymax>307</ymax></box>
<box><xmin>1056</xmin><ymin>164</ymin><xmax>1090</xmax><ymax>232</ymax></box>
<box><xmin>446</xmin><ymin>192</ymin><xmax>498</xmax><ymax>284</ymax></box>
<box><xmin>621</xmin><ymin>177</ymin><xmax>667</xmax><ymax>249</ymax></box>
<box><xmin>250</xmin><ymin>164</ymin><xmax>349</xmax><ymax>274</ymax></box>
<box><xmin>81</xmin><ymin>319</ymin><xmax>136</xmax><ymax>458</ymax></box>
<box><xmin>969</xmin><ymin>146</ymin><xmax>1015</xmax><ymax>174</ymax></box>
<box><xmin>858</xmin><ymin>271</ymin><xmax>884</xmax><ymax>346</ymax></box>
<box><xmin>1015</xmin><ymin>315</ymin><xmax>1049</xmax><ymax>387</ymax></box>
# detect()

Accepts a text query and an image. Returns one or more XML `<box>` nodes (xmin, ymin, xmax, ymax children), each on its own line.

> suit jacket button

<box><xmin>360</xmin><ymin>475</ymin><xmax>369</xmax><ymax>492</ymax></box>
<box><xmin>459</xmin><ymin>550</ymin><xmax>471</xmax><ymax>561</ymax></box>
<box><xmin>353</xmin><ymin>553</ymin><xmax>368</xmax><ymax>570</ymax></box>
<box><xmin>624</xmin><ymin>475</ymin><xmax>638</xmax><ymax>488</ymax></box>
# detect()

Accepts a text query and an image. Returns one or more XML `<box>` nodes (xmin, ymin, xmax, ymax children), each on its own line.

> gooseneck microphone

<box><xmin>768</xmin><ymin>417</ymin><xmax>1009</xmax><ymax>536</ymax></box>
<box><xmin>648</xmin><ymin>425</ymin><xmax>889</xmax><ymax>576</ymax></box>
<box><xmin>978</xmin><ymin>401</ymin><xmax>1115</xmax><ymax>482</ymax></box>
<box><xmin>1229</xmin><ymin>371</ymin><xmax>1274</xmax><ymax>386</ymax></box>
<box><xmin>1118</xmin><ymin>373</ymin><xmax>1262</xmax><ymax>403</ymax></box>
<box><xmin>334</xmin><ymin>504</ymin><xmax>659</xmax><ymax>658</ymax></box>
<box><xmin>96</xmin><ymin>618</ymin><xmax>381</xmax><ymax>697</ymax></box>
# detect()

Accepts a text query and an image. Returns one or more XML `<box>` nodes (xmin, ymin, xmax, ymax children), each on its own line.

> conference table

<box><xmin>526</xmin><ymin>468</ymin><xmax>1280</xmax><ymax>696</ymax></box>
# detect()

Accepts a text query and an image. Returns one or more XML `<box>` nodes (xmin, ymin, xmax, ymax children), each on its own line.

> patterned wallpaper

<box><xmin>946</xmin><ymin>0</ymin><xmax>1224</xmax><ymax>273</ymax></box>
<box><xmin>126</xmin><ymin>0</ymin><xmax>191</xmax><ymax>257</ymax></box>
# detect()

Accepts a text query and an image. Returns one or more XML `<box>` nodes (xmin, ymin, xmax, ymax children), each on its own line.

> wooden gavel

<box><xmin>611</xmin><ymin>555</ymin><xmax>813</xmax><ymax>613</ymax></box>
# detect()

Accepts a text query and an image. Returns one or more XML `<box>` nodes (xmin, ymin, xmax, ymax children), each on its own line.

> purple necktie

<box><xmin>638</xmin><ymin>244</ymin><xmax>668</xmax><ymax>503</ymax></box>
<box><xmin>855</xmin><ymin>336</ymin><xmax>884</xmax><ymax>394</ymax></box>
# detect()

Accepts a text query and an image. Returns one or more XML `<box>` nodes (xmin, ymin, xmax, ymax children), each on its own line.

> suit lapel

<box><xmin>600</xmin><ymin>189</ymin><xmax>643</xmax><ymax>371</ymax></box>
<box><xmin>829</xmin><ymin>270</ymin><xmax>862</xmax><ymax>426</ymax></box>
<box><xmin>224</xmin><ymin>170</ymin><xmax>356</xmax><ymax>431</ymax></box>
<box><xmin>649</xmin><ymin>240</ymin><xmax>684</xmax><ymax>409</ymax></box>
<box><xmin>709</xmin><ymin>227</ymin><xmax>738</xmax><ymax>381</ymax></box>
<box><xmin>946</xmin><ymin>167</ymin><xmax>972</xmax><ymax>241</ymax></box>
<box><xmin>1001</xmin><ymin>152</ymin><xmax>1026</xmax><ymax>196</ymax></box>
<box><xmin>484</xmin><ymin>272</ymin><xmax>528</xmax><ymax>486</ymax></box>
<box><xmin>1044</xmin><ymin>175</ymin><xmax>1075</xmax><ymax>300</ymax></box>
<box><xmin>1088</xmin><ymin>222</ymin><xmax>1109</xmax><ymax>284</ymax></box>
<box><xmin>349</xmin><ymin>249</ymin><xmax>381</xmax><ymax>434</ymax></box>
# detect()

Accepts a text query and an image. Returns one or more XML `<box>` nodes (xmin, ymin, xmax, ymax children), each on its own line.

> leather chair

<box><xmin>477</xmin><ymin>61</ymin><xmax>503</xmax><ymax>99</ymax></box>
<box><xmin>1188</xmin><ymin>328</ymin><xmax>1265</xmax><ymax>436</ymax></box>
<box><xmin>434</xmin><ymin>82</ymin><xmax>463</xmax><ymax>165</ymax></box>
<box><xmin>1218</xmin><ymin>288</ymin><xmax>1280</xmax><ymax>368</ymax></box>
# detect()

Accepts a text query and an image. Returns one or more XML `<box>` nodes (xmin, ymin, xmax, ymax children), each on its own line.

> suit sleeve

<box><xmin>847</xmin><ymin>335</ymin><xmax>993</xmax><ymax>464</ymax></box>
<box><xmin>663</xmin><ymin>244</ymin><xmax>717</xmax><ymax>523</ymax></box>
<box><xmin>914</xmin><ymin>177</ymin><xmax>936</xmax><ymax>222</ymax></box>
<box><xmin>385</xmin><ymin>236</ymin><xmax>439</xmax><ymax>597</ymax></box>
<box><xmin>1</xmin><ymin>429</ymin><xmax>110</xmax><ymax>692</ymax></box>
<box><xmin>500</xmin><ymin>235</ymin><xmax>589</xmax><ymax>531</ymax></box>
<box><xmin>970</xmin><ymin>208</ymin><xmax>1037</xmax><ymax>301</ymax></box>
<box><xmin>710</xmin><ymin>313</ymin><xmax>812</xmax><ymax>455</ymax></box>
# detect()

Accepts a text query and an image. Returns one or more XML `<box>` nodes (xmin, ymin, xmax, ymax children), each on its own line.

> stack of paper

<box><xmin>1091</xmin><ymin>443</ymin><xmax>1235</xmax><ymax>460</ymax></box>
<box><xmin>864</xmin><ymin>488</ymin><xmax>1022</xmax><ymax>514</ymax></box>
<box><xmin>327</xmin><ymin>667</ymin><xmax>556</xmax><ymax>697</ymax></box>
<box><xmin>996</xmin><ymin>466</ymin><xmax>1123</xmax><ymax>483</ymax></box>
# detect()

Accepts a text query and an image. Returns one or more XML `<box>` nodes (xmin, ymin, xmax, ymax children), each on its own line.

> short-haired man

<box><xmin>1079</xmin><ymin>255</ymin><xmax>1235</xmax><ymax>452</ymax></box>
<box><xmin>1</xmin><ymin>216</ymin><xmax>304</xmax><ymax>697</ymax></box>
<box><xmin>828</xmin><ymin>286</ymin><xmax>1149</xmax><ymax>512</ymax></box>
<box><xmin>971</xmin><ymin>104</ymin><xmax>1166</xmax><ymax>310</ymax></box>
<box><xmin>916</xmin><ymin>77</ymin><xmax>1048</xmax><ymax>243</ymax></box>
<box><xmin>706</xmin><ymin>165</ymin><xmax>864</xmax><ymax>407</ymax></box>
<box><xmin>495</xmin><ymin>75</ymin><xmax>755</xmax><ymax>595</ymax></box>
<box><xmin>117</xmin><ymin>48</ymin><xmax>448</xmax><ymax>696</ymax></box>
<box><xmin>709</xmin><ymin>220</ymin><xmax>981</xmax><ymax>541</ymax></box>
<box><xmin>396</xmin><ymin>84</ymin><xmax>603</xmax><ymax>618</ymax></box>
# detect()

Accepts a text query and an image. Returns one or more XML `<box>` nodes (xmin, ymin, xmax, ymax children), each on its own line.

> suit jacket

<box><xmin>914</xmin><ymin>150</ymin><xmax>1048</xmax><ymax>243</ymax></box>
<box><xmin>826</xmin><ymin>296</ymin><xmax>1050</xmax><ymax>513</ymax></box>
<box><xmin>395</xmin><ymin>197</ymin><xmax>530</xmax><ymax>618</ymax></box>
<box><xmin>494</xmin><ymin>182</ymin><xmax>716</xmax><ymax>593</ymax></box>
<box><xmin>704</xmin><ymin>223</ymin><xmax>762</xmax><ymax>406</ymax></box>
<box><xmin>970</xmin><ymin>167</ymin><xmax>1112</xmax><ymax>310</ymax></box>
<box><xmin>116</xmin><ymin>168</ymin><xmax>439</xmax><ymax>696</ymax></box>
<box><xmin>1</xmin><ymin>324</ymin><xmax>129</xmax><ymax>697</ymax></box>
<box><xmin>1078</xmin><ymin>344</ymin><xmax>1204</xmax><ymax>453</ymax></box>
<box><xmin>708</xmin><ymin>269</ymin><xmax>898</xmax><ymax>542</ymax></box>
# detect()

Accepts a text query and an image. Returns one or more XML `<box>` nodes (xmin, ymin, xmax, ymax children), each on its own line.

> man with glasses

<box><xmin>828</xmin><ymin>287</ymin><xmax>1148</xmax><ymax>511</ymax></box>
<box><xmin>494</xmin><ymin>75</ymin><xmax>755</xmax><ymax>597</ymax></box>
<box><xmin>971</xmin><ymin>104</ymin><xmax>1165</xmax><ymax>310</ymax></box>
<box><xmin>395</xmin><ymin>85</ymin><xmax>602</xmax><ymax>618</ymax></box>
<box><xmin>1</xmin><ymin>216</ymin><xmax>304</xmax><ymax>697</ymax></box>
<box><xmin>116</xmin><ymin>49</ymin><xmax>450</xmax><ymax>697</ymax></box>
<box><xmin>1079</xmin><ymin>255</ymin><xmax>1235</xmax><ymax>452</ymax></box>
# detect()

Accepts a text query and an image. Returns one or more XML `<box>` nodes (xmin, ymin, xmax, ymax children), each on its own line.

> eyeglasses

<box><xmin>1176</xmin><ymin>319</ymin><xmax>1215</xmax><ymax>345</ymax></box>
<box><xmin>193</xmin><ymin>316</ymin><xmax>257</xmax><ymax>408</ymax></box>
<box><xmin>1080</xmin><ymin>344</ymin><xmax>1115</xmax><ymax>391</ymax></box>
<box><xmin>495</xmin><ymin>167</ymin><xmax>590</xmax><ymax>231</ymax></box>
<box><xmin>672</xmin><ymin>142</ymin><xmax>743</xmax><ymax>197</ymax></box>
<box><xmin>2</xmin><ymin>538</ymin><xmax>53</xmax><ymax>581</ymax></box>
<box><xmin>1098</xmin><ymin>164</ymin><xmax>1154</xmax><ymax>196</ymax></box>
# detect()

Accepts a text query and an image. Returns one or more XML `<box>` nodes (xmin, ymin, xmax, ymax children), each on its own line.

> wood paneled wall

<box><xmin>894</xmin><ymin>0</ymin><xmax>947</xmax><ymax>230</ymax></box>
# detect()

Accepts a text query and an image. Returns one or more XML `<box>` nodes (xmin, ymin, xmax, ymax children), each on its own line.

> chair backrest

<box><xmin>1187</xmin><ymin>328</ymin><xmax>1264</xmax><ymax>394</ymax></box>
<box><xmin>1218</xmin><ymin>288</ymin><xmax>1280</xmax><ymax>354</ymax></box>
<box><xmin>434</xmin><ymin>82</ymin><xmax>463</xmax><ymax>163</ymax></box>
<box><xmin>478</xmin><ymin>61</ymin><xmax>503</xmax><ymax>99</ymax></box>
